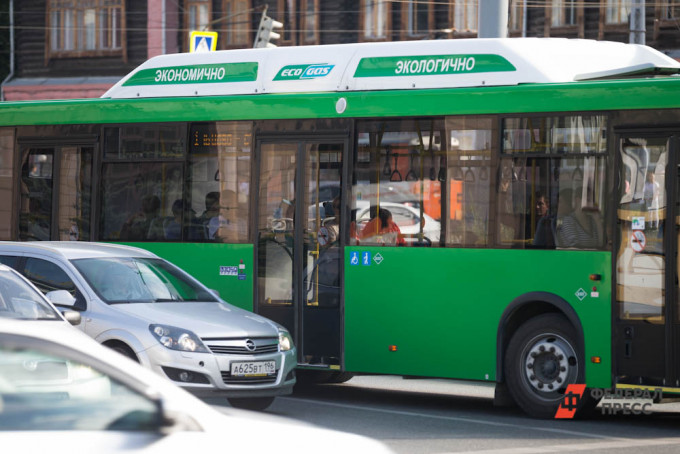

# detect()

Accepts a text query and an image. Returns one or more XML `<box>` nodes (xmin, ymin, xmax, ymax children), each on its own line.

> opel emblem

<box><xmin>245</xmin><ymin>339</ymin><xmax>256</xmax><ymax>352</ymax></box>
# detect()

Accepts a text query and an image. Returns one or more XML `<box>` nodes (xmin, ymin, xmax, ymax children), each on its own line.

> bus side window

<box><xmin>501</xmin><ymin>115</ymin><xmax>608</xmax><ymax>250</ymax></box>
<box><xmin>353</xmin><ymin>119</ymin><xmax>445</xmax><ymax>247</ymax></box>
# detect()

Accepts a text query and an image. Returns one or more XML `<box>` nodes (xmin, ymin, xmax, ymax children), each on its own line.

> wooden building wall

<box><xmin>14</xmin><ymin>0</ymin><xmax>147</xmax><ymax>79</ymax></box>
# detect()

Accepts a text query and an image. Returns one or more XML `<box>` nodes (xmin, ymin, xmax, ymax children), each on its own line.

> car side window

<box><xmin>0</xmin><ymin>255</ymin><xmax>19</xmax><ymax>269</ymax></box>
<box><xmin>0</xmin><ymin>341</ymin><xmax>162</xmax><ymax>431</ymax></box>
<box><xmin>23</xmin><ymin>258</ymin><xmax>86</xmax><ymax>310</ymax></box>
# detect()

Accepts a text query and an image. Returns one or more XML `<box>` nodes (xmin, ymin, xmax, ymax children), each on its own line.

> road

<box><xmin>205</xmin><ymin>376</ymin><xmax>680</xmax><ymax>454</ymax></box>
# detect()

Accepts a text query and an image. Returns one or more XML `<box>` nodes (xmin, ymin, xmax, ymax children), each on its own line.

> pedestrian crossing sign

<box><xmin>190</xmin><ymin>31</ymin><xmax>218</xmax><ymax>53</ymax></box>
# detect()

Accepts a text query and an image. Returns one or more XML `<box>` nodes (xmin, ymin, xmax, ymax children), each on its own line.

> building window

<box><xmin>546</xmin><ymin>0</ymin><xmax>583</xmax><ymax>37</ymax></box>
<box><xmin>654</xmin><ymin>1</ymin><xmax>680</xmax><ymax>39</ymax></box>
<box><xmin>451</xmin><ymin>0</ymin><xmax>477</xmax><ymax>34</ymax></box>
<box><xmin>300</xmin><ymin>0</ymin><xmax>319</xmax><ymax>44</ymax></box>
<box><xmin>185</xmin><ymin>0</ymin><xmax>212</xmax><ymax>51</ymax></box>
<box><xmin>47</xmin><ymin>0</ymin><xmax>124</xmax><ymax>57</ymax></box>
<box><xmin>605</xmin><ymin>0</ymin><xmax>630</xmax><ymax>24</ymax></box>
<box><xmin>223</xmin><ymin>0</ymin><xmax>251</xmax><ymax>48</ymax></box>
<box><xmin>277</xmin><ymin>0</ymin><xmax>297</xmax><ymax>46</ymax></box>
<box><xmin>598</xmin><ymin>0</ymin><xmax>630</xmax><ymax>38</ymax></box>
<box><xmin>509</xmin><ymin>0</ymin><xmax>524</xmax><ymax>35</ymax></box>
<box><xmin>660</xmin><ymin>0</ymin><xmax>680</xmax><ymax>19</ymax></box>
<box><xmin>362</xmin><ymin>0</ymin><xmax>391</xmax><ymax>41</ymax></box>
<box><xmin>402</xmin><ymin>0</ymin><xmax>432</xmax><ymax>38</ymax></box>
<box><xmin>551</xmin><ymin>0</ymin><xmax>577</xmax><ymax>26</ymax></box>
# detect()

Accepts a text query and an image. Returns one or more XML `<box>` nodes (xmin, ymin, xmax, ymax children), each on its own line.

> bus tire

<box><xmin>325</xmin><ymin>371</ymin><xmax>355</xmax><ymax>384</ymax></box>
<box><xmin>504</xmin><ymin>313</ymin><xmax>585</xmax><ymax>419</ymax></box>
<box><xmin>227</xmin><ymin>396</ymin><xmax>275</xmax><ymax>411</ymax></box>
<box><xmin>297</xmin><ymin>370</ymin><xmax>354</xmax><ymax>385</ymax></box>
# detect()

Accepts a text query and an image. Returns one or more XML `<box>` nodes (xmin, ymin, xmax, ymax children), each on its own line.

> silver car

<box><xmin>0</xmin><ymin>242</ymin><xmax>296</xmax><ymax>410</ymax></box>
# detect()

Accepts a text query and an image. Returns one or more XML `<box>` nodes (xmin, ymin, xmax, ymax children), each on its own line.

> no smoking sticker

<box><xmin>631</xmin><ymin>230</ymin><xmax>646</xmax><ymax>252</ymax></box>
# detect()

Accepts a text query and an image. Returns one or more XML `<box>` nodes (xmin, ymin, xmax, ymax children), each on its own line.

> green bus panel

<box><xmin>344</xmin><ymin>247</ymin><xmax>612</xmax><ymax>389</ymax></box>
<box><xmin>2</xmin><ymin>78</ymin><xmax>680</xmax><ymax>126</ymax></box>
<box><xmin>122</xmin><ymin>242</ymin><xmax>254</xmax><ymax>312</ymax></box>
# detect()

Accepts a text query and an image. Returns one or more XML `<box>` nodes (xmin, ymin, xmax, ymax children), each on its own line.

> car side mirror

<box><xmin>61</xmin><ymin>310</ymin><xmax>82</xmax><ymax>326</ymax></box>
<box><xmin>145</xmin><ymin>390</ymin><xmax>200</xmax><ymax>432</ymax></box>
<box><xmin>46</xmin><ymin>289</ymin><xmax>77</xmax><ymax>307</ymax></box>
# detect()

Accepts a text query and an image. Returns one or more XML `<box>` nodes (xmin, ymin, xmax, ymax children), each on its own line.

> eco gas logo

<box><xmin>274</xmin><ymin>64</ymin><xmax>334</xmax><ymax>81</ymax></box>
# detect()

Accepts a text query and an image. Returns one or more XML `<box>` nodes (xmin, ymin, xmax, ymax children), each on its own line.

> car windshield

<box><xmin>71</xmin><ymin>257</ymin><xmax>218</xmax><ymax>304</ymax></box>
<box><xmin>0</xmin><ymin>271</ymin><xmax>61</xmax><ymax>321</ymax></box>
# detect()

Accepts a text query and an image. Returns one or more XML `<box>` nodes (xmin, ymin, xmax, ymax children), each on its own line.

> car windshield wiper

<box><xmin>153</xmin><ymin>298</ymin><xmax>180</xmax><ymax>303</ymax></box>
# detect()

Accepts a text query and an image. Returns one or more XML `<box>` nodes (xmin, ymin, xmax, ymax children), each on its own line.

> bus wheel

<box><xmin>326</xmin><ymin>372</ymin><xmax>355</xmax><ymax>384</ymax></box>
<box><xmin>227</xmin><ymin>396</ymin><xmax>275</xmax><ymax>411</ymax></box>
<box><xmin>504</xmin><ymin>314</ymin><xmax>583</xmax><ymax>419</ymax></box>
<box><xmin>297</xmin><ymin>370</ymin><xmax>354</xmax><ymax>385</ymax></box>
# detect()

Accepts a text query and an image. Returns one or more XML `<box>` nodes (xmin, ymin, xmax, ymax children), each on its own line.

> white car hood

<box><xmin>114</xmin><ymin>302</ymin><xmax>278</xmax><ymax>338</ymax></box>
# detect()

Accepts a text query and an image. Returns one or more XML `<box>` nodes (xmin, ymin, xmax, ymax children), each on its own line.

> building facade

<box><xmin>2</xmin><ymin>1</ymin><xmax>680</xmax><ymax>101</ymax></box>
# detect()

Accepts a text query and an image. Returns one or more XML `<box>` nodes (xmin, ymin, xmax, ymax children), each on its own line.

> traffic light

<box><xmin>253</xmin><ymin>12</ymin><xmax>283</xmax><ymax>48</ymax></box>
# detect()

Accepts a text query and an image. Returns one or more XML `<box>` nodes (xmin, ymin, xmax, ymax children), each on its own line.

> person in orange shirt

<box><xmin>358</xmin><ymin>206</ymin><xmax>405</xmax><ymax>246</ymax></box>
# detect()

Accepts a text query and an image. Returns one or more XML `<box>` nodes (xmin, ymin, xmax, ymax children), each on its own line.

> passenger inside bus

<box><xmin>198</xmin><ymin>191</ymin><xmax>220</xmax><ymax>230</ymax></box>
<box><xmin>321</xmin><ymin>196</ymin><xmax>342</xmax><ymax>246</ymax></box>
<box><xmin>358</xmin><ymin>206</ymin><xmax>405</xmax><ymax>246</ymax></box>
<box><xmin>164</xmin><ymin>199</ymin><xmax>204</xmax><ymax>241</ymax></box>
<box><xmin>201</xmin><ymin>190</ymin><xmax>243</xmax><ymax>241</ymax></box>
<box><xmin>532</xmin><ymin>193</ymin><xmax>556</xmax><ymax>248</ymax></box>
<box><xmin>120</xmin><ymin>195</ymin><xmax>163</xmax><ymax>241</ymax></box>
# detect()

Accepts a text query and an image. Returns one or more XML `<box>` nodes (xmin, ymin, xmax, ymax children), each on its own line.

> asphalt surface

<box><xmin>206</xmin><ymin>375</ymin><xmax>680</xmax><ymax>453</ymax></box>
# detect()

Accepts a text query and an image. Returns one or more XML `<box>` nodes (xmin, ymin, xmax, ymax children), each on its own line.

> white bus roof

<box><xmin>103</xmin><ymin>38</ymin><xmax>680</xmax><ymax>99</ymax></box>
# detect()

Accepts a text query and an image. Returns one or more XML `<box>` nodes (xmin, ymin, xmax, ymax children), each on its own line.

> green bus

<box><xmin>2</xmin><ymin>38</ymin><xmax>680</xmax><ymax>418</ymax></box>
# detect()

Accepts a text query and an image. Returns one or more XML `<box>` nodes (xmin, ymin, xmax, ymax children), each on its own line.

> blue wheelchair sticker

<box><xmin>350</xmin><ymin>251</ymin><xmax>359</xmax><ymax>266</ymax></box>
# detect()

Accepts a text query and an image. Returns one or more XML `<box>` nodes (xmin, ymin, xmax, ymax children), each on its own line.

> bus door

<box><xmin>18</xmin><ymin>142</ymin><xmax>94</xmax><ymax>241</ymax></box>
<box><xmin>615</xmin><ymin>133</ymin><xmax>680</xmax><ymax>388</ymax></box>
<box><xmin>256</xmin><ymin>138</ymin><xmax>346</xmax><ymax>368</ymax></box>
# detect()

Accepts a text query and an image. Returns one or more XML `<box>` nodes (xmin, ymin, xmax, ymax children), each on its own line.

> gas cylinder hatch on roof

<box><xmin>102</xmin><ymin>38</ymin><xmax>680</xmax><ymax>99</ymax></box>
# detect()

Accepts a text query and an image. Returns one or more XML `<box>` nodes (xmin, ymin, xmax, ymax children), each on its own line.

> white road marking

<box><xmin>282</xmin><ymin>396</ymin><xmax>620</xmax><ymax>441</ymax></box>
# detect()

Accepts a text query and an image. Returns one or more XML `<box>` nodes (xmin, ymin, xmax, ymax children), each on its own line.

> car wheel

<box><xmin>504</xmin><ymin>313</ymin><xmax>589</xmax><ymax>419</ymax></box>
<box><xmin>227</xmin><ymin>396</ymin><xmax>275</xmax><ymax>411</ymax></box>
<box><xmin>108</xmin><ymin>343</ymin><xmax>139</xmax><ymax>363</ymax></box>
